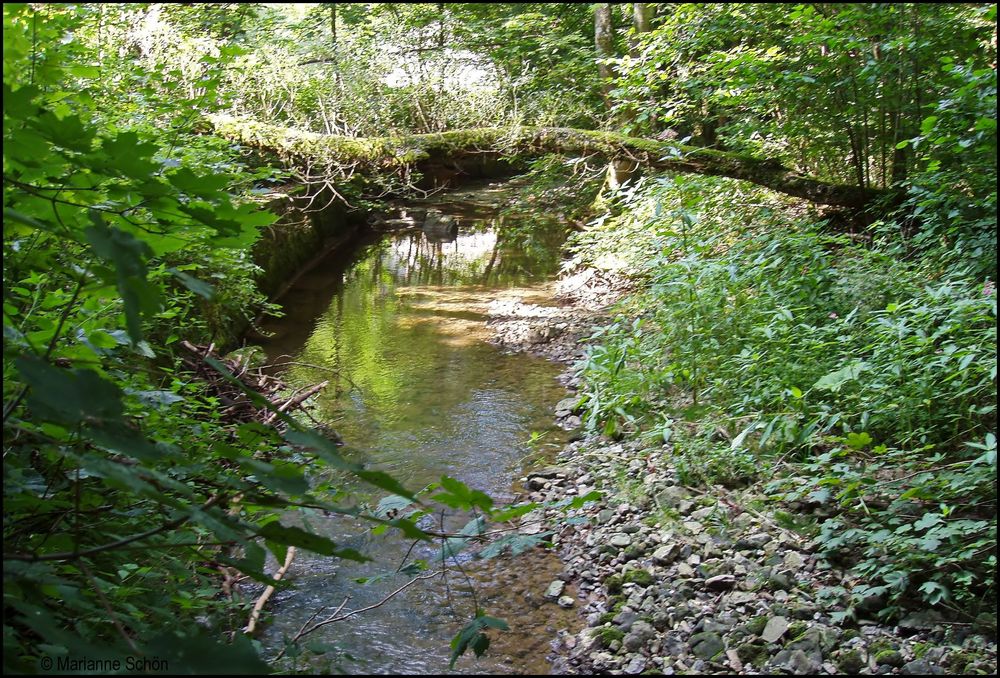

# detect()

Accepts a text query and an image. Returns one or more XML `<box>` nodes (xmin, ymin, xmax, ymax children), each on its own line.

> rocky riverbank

<box><xmin>485</xmin><ymin>269</ymin><xmax>998</xmax><ymax>676</ymax></box>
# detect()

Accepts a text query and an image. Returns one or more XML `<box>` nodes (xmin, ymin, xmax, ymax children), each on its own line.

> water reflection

<box><xmin>253</xmin><ymin>183</ymin><xmax>576</xmax><ymax>674</ymax></box>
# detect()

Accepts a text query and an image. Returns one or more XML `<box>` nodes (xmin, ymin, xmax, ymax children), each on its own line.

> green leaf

<box><xmin>813</xmin><ymin>361</ymin><xmax>869</xmax><ymax>393</ymax></box>
<box><xmin>16</xmin><ymin>356</ymin><xmax>124</xmax><ymax>425</ymax></box>
<box><xmin>169</xmin><ymin>268</ymin><xmax>216</xmax><ymax>300</ymax></box>
<box><xmin>145</xmin><ymin>629</ymin><xmax>271</xmax><ymax>674</ymax></box>
<box><xmin>84</xmin><ymin>212</ymin><xmax>159</xmax><ymax>343</ymax></box>
<box><xmin>845</xmin><ymin>431</ymin><xmax>872</xmax><ymax>450</ymax></box>
<box><xmin>918</xmin><ymin>580</ymin><xmax>950</xmax><ymax>604</ymax></box>
<box><xmin>449</xmin><ymin>614</ymin><xmax>509</xmax><ymax>668</ymax></box>
<box><xmin>257</xmin><ymin>522</ymin><xmax>370</xmax><ymax>561</ymax></box>
<box><xmin>375</xmin><ymin>494</ymin><xmax>415</xmax><ymax>519</ymax></box>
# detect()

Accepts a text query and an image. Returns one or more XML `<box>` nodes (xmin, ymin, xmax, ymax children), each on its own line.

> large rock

<box><xmin>609</xmin><ymin>533</ymin><xmax>632</xmax><ymax>548</ymax></box>
<box><xmin>555</xmin><ymin>397</ymin><xmax>579</xmax><ymax>418</ymax></box>
<box><xmin>771</xmin><ymin>649</ymin><xmax>821</xmax><ymax>674</ymax></box>
<box><xmin>760</xmin><ymin>616</ymin><xmax>789</xmax><ymax>644</ymax></box>
<box><xmin>623</xmin><ymin>621</ymin><xmax>656</xmax><ymax>651</ymax></box>
<box><xmin>689</xmin><ymin>632</ymin><xmax>725</xmax><ymax>660</ymax></box>
<box><xmin>655</xmin><ymin>486</ymin><xmax>691</xmax><ymax>510</ymax></box>
<box><xmin>421</xmin><ymin>209</ymin><xmax>458</xmax><ymax>242</ymax></box>
<box><xmin>902</xmin><ymin>659</ymin><xmax>946</xmax><ymax>675</ymax></box>
<box><xmin>705</xmin><ymin>574</ymin><xmax>737</xmax><ymax>591</ymax></box>
<box><xmin>544</xmin><ymin>580</ymin><xmax>565</xmax><ymax>600</ymax></box>
<box><xmin>652</xmin><ymin>543</ymin><xmax>682</xmax><ymax>565</ymax></box>
<box><xmin>623</xmin><ymin>656</ymin><xmax>647</xmax><ymax>674</ymax></box>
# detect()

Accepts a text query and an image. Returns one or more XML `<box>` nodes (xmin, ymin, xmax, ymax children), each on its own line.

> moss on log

<box><xmin>210</xmin><ymin>115</ymin><xmax>886</xmax><ymax>209</ymax></box>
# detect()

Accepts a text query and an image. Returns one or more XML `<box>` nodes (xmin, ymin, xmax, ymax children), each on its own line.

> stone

<box><xmin>765</xmin><ymin>570</ymin><xmax>794</xmax><ymax>591</ymax></box>
<box><xmin>761</xmin><ymin>616</ymin><xmax>789</xmax><ymax>644</ymax></box>
<box><xmin>613</xmin><ymin>609</ymin><xmax>638</xmax><ymax>631</ymax></box>
<box><xmin>735</xmin><ymin>532</ymin><xmax>772</xmax><ymax>550</ymax></box>
<box><xmin>623</xmin><ymin>621</ymin><xmax>656</xmax><ymax>652</ymax></box>
<box><xmin>835</xmin><ymin>649</ymin><xmax>865</xmax><ymax>675</ymax></box>
<box><xmin>544</xmin><ymin>580</ymin><xmax>565</xmax><ymax>600</ymax></box>
<box><xmin>902</xmin><ymin>659</ymin><xmax>946</xmax><ymax>675</ymax></box>
<box><xmin>555</xmin><ymin>397</ymin><xmax>579</xmax><ymax>417</ymax></box>
<box><xmin>705</xmin><ymin>574</ymin><xmax>737</xmax><ymax>591</ymax></box>
<box><xmin>533</xmin><ymin>465</ymin><xmax>568</xmax><ymax>479</ymax></box>
<box><xmin>875</xmin><ymin>650</ymin><xmax>905</xmax><ymax>668</ymax></box>
<box><xmin>772</xmin><ymin>649</ymin><xmax>821</xmax><ymax>674</ymax></box>
<box><xmin>683</xmin><ymin>520</ymin><xmax>705</xmax><ymax>534</ymax></box>
<box><xmin>735</xmin><ymin>642</ymin><xmax>769</xmax><ymax>667</ymax></box>
<box><xmin>652</xmin><ymin>543</ymin><xmax>681</xmax><ymax>565</ymax></box>
<box><xmin>689</xmin><ymin>632</ymin><xmax>726</xmax><ymax>660</ymax></box>
<box><xmin>785</xmin><ymin>626</ymin><xmax>835</xmax><ymax>661</ymax></box>
<box><xmin>609</xmin><ymin>534</ymin><xmax>632</xmax><ymax>548</ymax></box>
<box><xmin>726</xmin><ymin>591</ymin><xmax>756</xmax><ymax>605</ymax></box>
<box><xmin>526</xmin><ymin>477</ymin><xmax>548</xmax><ymax>491</ymax></box>
<box><xmin>690</xmin><ymin>506</ymin><xmax>715</xmax><ymax>520</ymax></box>
<box><xmin>557</xmin><ymin>595</ymin><xmax>576</xmax><ymax>609</ymax></box>
<box><xmin>623</xmin><ymin>656</ymin><xmax>647</xmax><ymax>674</ymax></box>
<box><xmin>783</xmin><ymin>551</ymin><xmax>806</xmax><ymax>570</ymax></box>
<box><xmin>520</xmin><ymin>509</ymin><xmax>545</xmax><ymax>535</ymax></box>
<box><xmin>654</xmin><ymin>486</ymin><xmax>690</xmax><ymax>510</ymax></box>
<box><xmin>741</xmin><ymin>616</ymin><xmax>768</xmax><ymax>637</ymax></box>
<box><xmin>725</xmin><ymin>649</ymin><xmax>744</xmax><ymax>672</ymax></box>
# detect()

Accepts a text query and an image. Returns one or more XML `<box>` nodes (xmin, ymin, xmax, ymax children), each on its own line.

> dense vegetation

<box><xmin>3</xmin><ymin>2</ymin><xmax>996</xmax><ymax>674</ymax></box>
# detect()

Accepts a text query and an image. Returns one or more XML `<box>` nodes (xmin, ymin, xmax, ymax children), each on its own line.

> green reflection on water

<box><xmin>251</xmin><ymin>185</ymin><xmax>574</xmax><ymax>674</ymax></box>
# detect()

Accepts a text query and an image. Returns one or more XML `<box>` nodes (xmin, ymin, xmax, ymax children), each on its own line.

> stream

<box><xmin>251</xmin><ymin>181</ymin><xmax>581</xmax><ymax>674</ymax></box>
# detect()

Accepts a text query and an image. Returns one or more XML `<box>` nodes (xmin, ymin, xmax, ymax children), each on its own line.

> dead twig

<box><xmin>245</xmin><ymin>546</ymin><xmax>297</xmax><ymax>635</ymax></box>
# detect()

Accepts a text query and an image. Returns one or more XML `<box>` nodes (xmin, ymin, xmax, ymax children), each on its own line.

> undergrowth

<box><xmin>573</xmin><ymin>173</ymin><xmax>997</xmax><ymax>621</ymax></box>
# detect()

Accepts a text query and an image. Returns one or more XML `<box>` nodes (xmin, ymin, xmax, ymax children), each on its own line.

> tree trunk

<box><xmin>633</xmin><ymin>3</ymin><xmax>654</xmax><ymax>35</ymax></box>
<box><xmin>210</xmin><ymin>116</ymin><xmax>888</xmax><ymax>209</ymax></box>
<box><xmin>330</xmin><ymin>3</ymin><xmax>336</xmax><ymax>51</ymax></box>
<box><xmin>595</xmin><ymin>4</ymin><xmax>615</xmax><ymax>105</ymax></box>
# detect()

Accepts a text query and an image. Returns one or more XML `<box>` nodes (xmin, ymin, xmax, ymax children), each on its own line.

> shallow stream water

<box><xmin>252</xmin><ymin>182</ymin><xmax>581</xmax><ymax>674</ymax></box>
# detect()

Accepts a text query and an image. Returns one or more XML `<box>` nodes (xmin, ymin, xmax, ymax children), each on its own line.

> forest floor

<box><xmin>484</xmin><ymin>266</ymin><xmax>998</xmax><ymax>676</ymax></box>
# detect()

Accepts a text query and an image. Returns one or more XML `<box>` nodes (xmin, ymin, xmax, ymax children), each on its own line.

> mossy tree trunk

<box><xmin>210</xmin><ymin>115</ymin><xmax>888</xmax><ymax>209</ymax></box>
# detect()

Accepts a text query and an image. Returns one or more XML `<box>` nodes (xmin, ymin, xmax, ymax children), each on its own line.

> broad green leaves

<box><xmin>449</xmin><ymin>613</ymin><xmax>509</xmax><ymax>669</ymax></box>
<box><xmin>813</xmin><ymin>361</ymin><xmax>869</xmax><ymax>393</ymax></box>
<box><xmin>257</xmin><ymin>522</ymin><xmax>370</xmax><ymax>562</ymax></box>
<box><xmin>16</xmin><ymin>355</ymin><xmax>124</xmax><ymax>424</ymax></box>
<box><xmin>85</xmin><ymin>213</ymin><xmax>159</xmax><ymax>343</ymax></box>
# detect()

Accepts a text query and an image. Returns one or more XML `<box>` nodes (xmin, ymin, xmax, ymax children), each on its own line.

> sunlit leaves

<box><xmin>432</xmin><ymin>475</ymin><xmax>493</xmax><ymax>512</ymax></box>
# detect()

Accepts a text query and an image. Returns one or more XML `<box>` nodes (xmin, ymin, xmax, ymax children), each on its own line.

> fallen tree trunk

<box><xmin>209</xmin><ymin>115</ymin><xmax>887</xmax><ymax>209</ymax></box>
